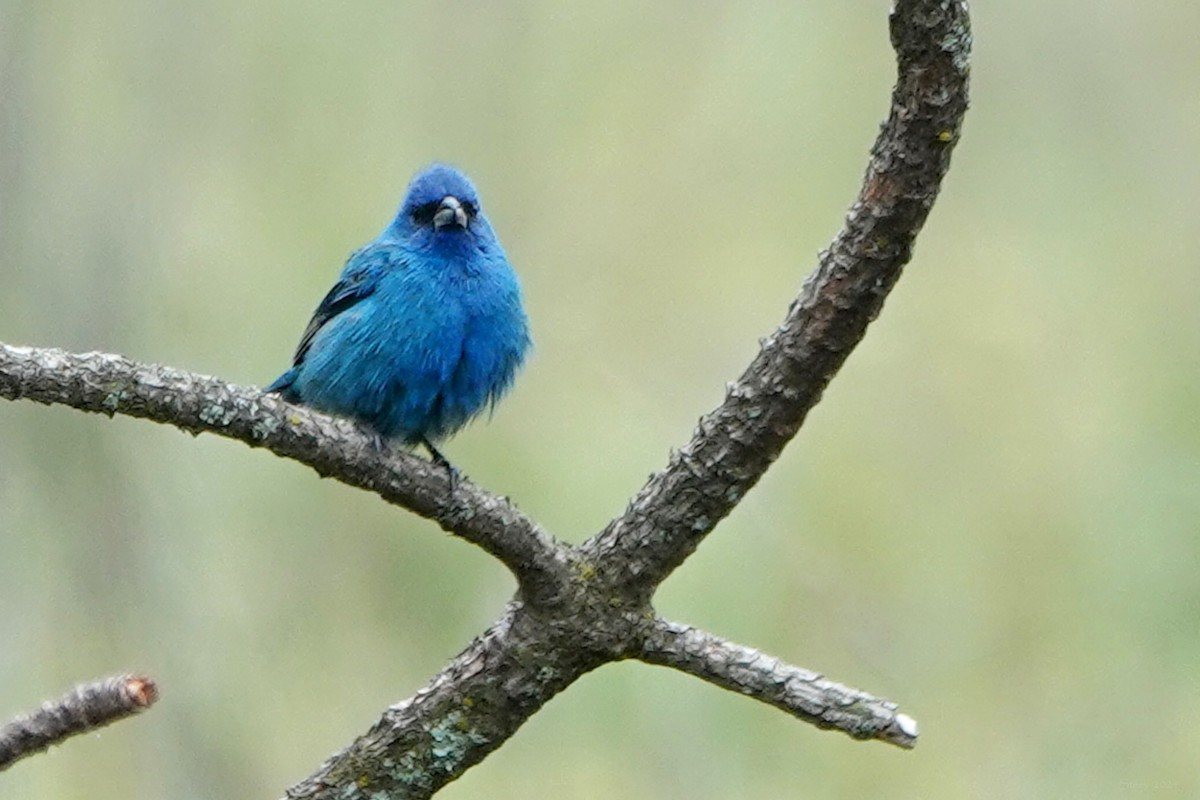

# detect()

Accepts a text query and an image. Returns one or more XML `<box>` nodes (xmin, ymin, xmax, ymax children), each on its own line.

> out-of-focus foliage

<box><xmin>2</xmin><ymin>2</ymin><xmax>1198</xmax><ymax>798</ymax></box>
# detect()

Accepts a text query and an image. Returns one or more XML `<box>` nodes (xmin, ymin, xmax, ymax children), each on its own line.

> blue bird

<box><xmin>265</xmin><ymin>164</ymin><xmax>530</xmax><ymax>480</ymax></box>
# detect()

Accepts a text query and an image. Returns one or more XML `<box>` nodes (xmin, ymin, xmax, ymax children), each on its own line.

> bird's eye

<box><xmin>411</xmin><ymin>202</ymin><xmax>439</xmax><ymax>225</ymax></box>
<box><xmin>461</xmin><ymin>201</ymin><xmax>478</xmax><ymax>217</ymax></box>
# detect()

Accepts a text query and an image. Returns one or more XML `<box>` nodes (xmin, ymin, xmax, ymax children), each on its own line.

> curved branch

<box><xmin>581</xmin><ymin>0</ymin><xmax>972</xmax><ymax>597</ymax></box>
<box><xmin>638</xmin><ymin>619</ymin><xmax>918</xmax><ymax>749</ymax></box>
<box><xmin>0</xmin><ymin>675</ymin><xmax>158</xmax><ymax>771</ymax></box>
<box><xmin>0</xmin><ymin>344</ymin><xmax>573</xmax><ymax>607</ymax></box>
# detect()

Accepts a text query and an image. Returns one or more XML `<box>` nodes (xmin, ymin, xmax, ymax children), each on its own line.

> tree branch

<box><xmin>637</xmin><ymin>619</ymin><xmax>918</xmax><ymax>749</ymax></box>
<box><xmin>0</xmin><ymin>344</ymin><xmax>573</xmax><ymax>608</ymax></box>
<box><xmin>0</xmin><ymin>675</ymin><xmax>158</xmax><ymax>771</ymax></box>
<box><xmin>581</xmin><ymin>0</ymin><xmax>972</xmax><ymax>599</ymax></box>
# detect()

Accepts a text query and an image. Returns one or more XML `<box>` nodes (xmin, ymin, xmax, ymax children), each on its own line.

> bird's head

<box><xmin>386</xmin><ymin>164</ymin><xmax>489</xmax><ymax>251</ymax></box>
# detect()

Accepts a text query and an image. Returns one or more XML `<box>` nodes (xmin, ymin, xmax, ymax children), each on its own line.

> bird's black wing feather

<box><xmin>291</xmin><ymin>247</ymin><xmax>388</xmax><ymax>366</ymax></box>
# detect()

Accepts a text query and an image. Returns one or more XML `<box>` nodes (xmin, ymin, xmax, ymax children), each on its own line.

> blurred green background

<box><xmin>2</xmin><ymin>1</ymin><xmax>1198</xmax><ymax>798</ymax></box>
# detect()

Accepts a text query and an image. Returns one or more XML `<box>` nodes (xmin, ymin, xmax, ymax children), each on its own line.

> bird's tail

<box><xmin>263</xmin><ymin>367</ymin><xmax>301</xmax><ymax>399</ymax></box>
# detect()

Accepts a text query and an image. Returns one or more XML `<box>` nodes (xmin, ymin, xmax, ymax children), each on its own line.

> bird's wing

<box><xmin>291</xmin><ymin>246</ymin><xmax>396</xmax><ymax>366</ymax></box>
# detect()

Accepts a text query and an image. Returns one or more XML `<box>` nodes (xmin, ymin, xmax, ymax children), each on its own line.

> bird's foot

<box><xmin>421</xmin><ymin>438</ymin><xmax>460</xmax><ymax>494</ymax></box>
<box><xmin>358</xmin><ymin>424</ymin><xmax>392</xmax><ymax>457</ymax></box>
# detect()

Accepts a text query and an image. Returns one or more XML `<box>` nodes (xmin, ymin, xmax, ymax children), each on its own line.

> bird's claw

<box><xmin>421</xmin><ymin>438</ymin><xmax>460</xmax><ymax>494</ymax></box>
<box><xmin>359</xmin><ymin>424</ymin><xmax>391</xmax><ymax>456</ymax></box>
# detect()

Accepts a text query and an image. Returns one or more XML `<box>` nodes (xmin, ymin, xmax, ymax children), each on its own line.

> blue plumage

<box><xmin>266</xmin><ymin>164</ymin><xmax>530</xmax><ymax>464</ymax></box>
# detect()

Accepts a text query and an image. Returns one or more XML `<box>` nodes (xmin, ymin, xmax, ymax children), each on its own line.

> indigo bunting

<box><xmin>265</xmin><ymin>164</ymin><xmax>530</xmax><ymax>477</ymax></box>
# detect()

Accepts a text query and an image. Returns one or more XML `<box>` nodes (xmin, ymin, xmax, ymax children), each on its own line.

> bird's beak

<box><xmin>433</xmin><ymin>196</ymin><xmax>469</xmax><ymax>230</ymax></box>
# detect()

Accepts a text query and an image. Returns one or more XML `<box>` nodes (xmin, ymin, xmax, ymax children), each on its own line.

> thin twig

<box><xmin>0</xmin><ymin>675</ymin><xmax>159</xmax><ymax>771</ymax></box>
<box><xmin>638</xmin><ymin>619</ymin><xmax>919</xmax><ymax>749</ymax></box>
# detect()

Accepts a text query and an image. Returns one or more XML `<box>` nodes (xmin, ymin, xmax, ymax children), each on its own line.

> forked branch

<box><xmin>0</xmin><ymin>1</ymin><xmax>970</xmax><ymax>797</ymax></box>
